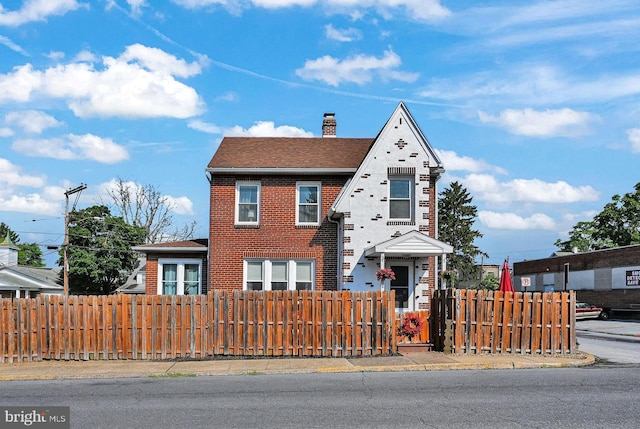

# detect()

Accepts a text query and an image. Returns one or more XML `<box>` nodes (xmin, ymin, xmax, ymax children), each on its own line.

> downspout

<box><xmin>327</xmin><ymin>211</ymin><xmax>343</xmax><ymax>291</ymax></box>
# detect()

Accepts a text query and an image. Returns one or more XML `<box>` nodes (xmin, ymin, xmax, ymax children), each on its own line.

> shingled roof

<box><xmin>207</xmin><ymin>137</ymin><xmax>374</xmax><ymax>170</ymax></box>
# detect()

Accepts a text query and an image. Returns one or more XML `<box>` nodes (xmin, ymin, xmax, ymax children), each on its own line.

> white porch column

<box><xmin>380</xmin><ymin>252</ymin><xmax>386</xmax><ymax>291</ymax></box>
<box><xmin>441</xmin><ymin>254</ymin><xmax>447</xmax><ymax>290</ymax></box>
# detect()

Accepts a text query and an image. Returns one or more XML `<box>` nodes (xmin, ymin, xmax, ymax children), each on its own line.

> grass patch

<box><xmin>149</xmin><ymin>372</ymin><xmax>197</xmax><ymax>378</ymax></box>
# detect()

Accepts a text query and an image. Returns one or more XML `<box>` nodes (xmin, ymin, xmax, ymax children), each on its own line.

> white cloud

<box><xmin>214</xmin><ymin>91</ymin><xmax>239</xmax><ymax>102</ymax></box>
<box><xmin>420</xmin><ymin>64</ymin><xmax>640</xmax><ymax>107</ymax></box>
<box><xmin>0</xmin><ymin>64</ymin><xmax>41</xmax><ymax>103</ymax></box>
<box><xmin>0</xmin><ymin>0</ymin><xmax>85</xmax><ymax>26</ymax></box>
<box><xmin>627</xmin><ymin>128</ymin><xmax>640</xmax><ymax>153</ymax></box>
<box><xmin>5</xmin><ymin>110</ymin><xmax>63</xmax><ymax>134</ymax></box>
<box><xmin>171</xmin><ymin>0</ymin><xmax>228</xmax><ymax>7</ymax></box>
<box><xmin>296</xmin><ymin>50</ymin><xmax>418</xmax><ymax>86</ymax></box>
<box><xmin>165</xmin><ymin>196</ymin><xmax>194</xmax><ymax>215</ymax></box>
<box><xmin>0</xmin><ymin>45</ymin><xmax>206</xmax><ymax>119</ymax></box>
<box><xmin>73</xmin><ymin>50</ymin><xmax>97</xmax><ymax>63</ymax></box>
<box><xmin>225</xmin><ymin>121</ymin><xmax>314</xmax><ymax>137</ymax></box>
<box><xmin>0</xmin><ymin>192</ymin><xmax>60</xmax><ymax>215</ymax></box>
<box><xmin>435</xmin><ymin>149</ymin><xmax>507</xmax><ymax>174</ymax></box>
<box><xmin>0</xmin><ymin>35</ymin><xmax>28</xmax><ymax>56</ymax></box>
<box><xmin>126</xmin><ymin>0</ymin><xmax>147</xmax><ymax>15</ymax></box>
<box><xmin>188</xmin><ymin>120</ymin><xmax>222</xmax><ymax>134</ymax></box>
<box><xmin>189</xmin><ymin>119</ymin><xmax>313</xmax><ymax>137</ymax></box>
<box><xmin>464</xmin><ymin>174</ymin><xmax>599</xmax><ymax>203</ymax></box>
<box><xmin>12</xmin><ymin>134</ymin><xmax>129</xmax><ymax>164</ymax></box>
<box><xmin>478</xmin><ymin>108</ymin><xmax>596</xmax><ymax>137</ymax></box>
<box><xmin>172</xmin><ymin>0</ymin><xmax>451</xmax><ymax>21</ymax></box>
<box><xmin>0</xmin><ymin>127</ymin><xmax>13</xmax><ymax>137</ymax></box>
<box><xmin>478</xmin><ymin>211</ymin><xmax>556</xmax><ymax>230</ymax></box>
<box><xmin>100</xmin><ymin>179</ymin><xmax>195</xmax><ymax>215</ymax></box>
<box><xmin>46</xmin><ymin>51</ymin><xmax>65</xmax><ymax>61</ymax></box>
<box><xmin>119</xmin><ymin>44</ymin><xmax>203</xmax><ymax>78</ymax></box>
<box><xmin>325</xmin><ymin>24</ymin><xmax>362</xmax><ymax>42</ymax></box>
<box><xmin>0</xmin><ymin>157</ymin><xmax>46</xmax><ymax>187</ymax></box>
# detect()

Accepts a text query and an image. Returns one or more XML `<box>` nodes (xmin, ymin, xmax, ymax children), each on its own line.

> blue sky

<box><xmin>1</xmin><ymin>0</ymin><xmax>639</xmax><ymax>268</ymax></box>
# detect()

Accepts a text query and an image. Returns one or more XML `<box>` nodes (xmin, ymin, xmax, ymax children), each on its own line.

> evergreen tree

<box><xmin>18</xmin><ymin>243</ymin><xmax>45</xmax><ymax>267</ymax></box>
<box><xmin>438</xmin><ymin>182</ymin><xmax>488</xmax><ymax>281</ymax></box>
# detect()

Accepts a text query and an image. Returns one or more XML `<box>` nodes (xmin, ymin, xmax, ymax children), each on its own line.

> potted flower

<box><xmin>440</xmin><ymin>269</ymin><xmax>458</xmax><ymax>286</ymax></box>
<box><xmin>376</xmin><ymin>268</ymin><xmax>396</xmax><ymax>281</ymax></box>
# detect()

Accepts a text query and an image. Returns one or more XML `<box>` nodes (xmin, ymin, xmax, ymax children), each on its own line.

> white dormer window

<box><xmin>389</xmin><ymin>178</ymin><xmax>413</xmax><ymax>220</ymax></box>
<box><xmin>236</xmin><ymin>181</ymin><xmax>260</xmax><ymax>225</ymax></box>
<box><xmin>296</xmin><ymin>182</ymin><xmax>321</xmax><ymax>226</ymax></box>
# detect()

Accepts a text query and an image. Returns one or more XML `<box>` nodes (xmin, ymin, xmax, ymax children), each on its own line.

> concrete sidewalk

<box><xmin>0</xmin><ymin>351</ymin><xmax>595</xmax><ymax>381</ymax></box>
<box><xmin>5</xmin><ymin>317</ymin><xmax>639</xmax><ymax>381</ymax></box>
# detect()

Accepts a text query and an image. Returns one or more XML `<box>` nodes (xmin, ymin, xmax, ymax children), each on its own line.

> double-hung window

<box><xmin>389</xmin><ymin>178</ymin><xmax>413</xmax><ymax>220</ymax></box>
<box><xmin>296</xmin><ymin>182</ymin><xmax>321</xmax><ymax>226</ymax></box>
<box><xmin>236</xmin><ymin>181</ymin><xmax>260</xmax><ymax>225</ymax></box>
<box><xmin>243</xmin><ymin>259</ymin><xmax>315</xmax><ymax>291</ymax></box>
<box><xmin>158</xmin><ymin>259</ymin><xmax>202</xmax><ymax>295</ymax></box>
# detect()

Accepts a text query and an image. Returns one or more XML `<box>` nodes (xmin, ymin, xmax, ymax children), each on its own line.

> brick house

<box><xmin>132</xmin><ymin>239</ymin><xmax>208</xmax><ymax>295</ymax></box>
<box><xmin>137</xmin><ymin>102</ymin><xmax>453</xmax><ymax>311</ymax></box>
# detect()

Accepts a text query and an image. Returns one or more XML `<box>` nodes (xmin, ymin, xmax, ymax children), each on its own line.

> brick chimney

<box><xmin>322</xmin><ymin>113</ymin><xmax>336</xmax><ymax>137</ymax></box>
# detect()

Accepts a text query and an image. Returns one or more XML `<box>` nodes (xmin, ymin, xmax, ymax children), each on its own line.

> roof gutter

<box><xmin>132</xmin><ymin>246</ymin><xmax>207</xmax><ymax>253</ymax></box>
<box><xmin>206</xmin><ymin>167</ymin><xmax>357</xmax><ymax>175</ymax></box>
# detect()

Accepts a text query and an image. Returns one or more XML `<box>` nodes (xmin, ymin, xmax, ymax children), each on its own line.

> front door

<box><xmin>390</xmin><ymin>263</ymin><xmax>413</xmax><ymax>311</ymax></box>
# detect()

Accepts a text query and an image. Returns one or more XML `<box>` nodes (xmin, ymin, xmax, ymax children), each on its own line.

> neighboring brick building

<box><xmin>133</xmin><ymin>239</ymin><xmax>208</xmax><ymax>295</ymax></box>
<box><xmin>138</xmin><ymin>102</ymin><xmax>453</xmax><ymax>311</ymax></box>
<box><xmin>513</xmin><ymin>245</ymin><xmax>640</xmax><ymax>310</ymax></box>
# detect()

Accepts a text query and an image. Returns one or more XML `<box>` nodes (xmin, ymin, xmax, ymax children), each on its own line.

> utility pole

<box><xmin>63</xmin><ymin>184</ymin><xmax>86</xmax><ymax>296</ymax></box>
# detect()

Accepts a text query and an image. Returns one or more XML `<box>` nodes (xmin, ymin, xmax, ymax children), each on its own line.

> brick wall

<box><xmin>209</xmin><ymin>175</ymin><xmax>348</xmax><ymax>290</ymax></box>
<box><xmin>514</xmin><ymin>245</ymin><xmax>640</xmax><ymax>274</ymax></box>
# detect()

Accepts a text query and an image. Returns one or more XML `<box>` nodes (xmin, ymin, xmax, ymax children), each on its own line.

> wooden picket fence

<box><xmin>431</xmin><ymin>289</ymin><xmax>576</xmax><ymax>355</ymax></box>
<box><xmin>0</xmin><ymin>291</ymin><xmax>396</xmax><ymax>363</ymax></box>
<box><xmin>395</xmin><ymin>311</ymin><xmax>430</xmax><ymax>344</ymax></box>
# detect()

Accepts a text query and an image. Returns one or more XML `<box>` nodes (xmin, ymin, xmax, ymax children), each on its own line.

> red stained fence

<box><xmin>430</xmin><ymin>289</ymin><xmax>577</xmax><ymax>355</ymax></box>
<box><xmin>0</xmin><ymin>291</ymin><xmax>396</xmax><ymax>362</ymax></box>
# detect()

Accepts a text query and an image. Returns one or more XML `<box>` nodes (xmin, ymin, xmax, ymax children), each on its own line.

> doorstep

<box><xmin>397</xmin><ymin>343</ymin><xmax>433</xmax><ymax>353</ymax></box>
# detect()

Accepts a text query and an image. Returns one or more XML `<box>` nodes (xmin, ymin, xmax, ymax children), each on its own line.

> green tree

<box><xmin>0</xmin><ymin>222</ymin><xmax>45</xmax><ymax>267</ymax></box>
<box><xmin>59</xmin><ymin>205</ymin><xmax>146</xmax><ymax>294</ymax></box>
<box><xmin>18</xmin><ymin>243</ymin><xmax>45</xmax><ymax>267</ymax></box>
<box><xmin>0</xmin><ymin>222</ymin><xmax>20</xmax><ymax>243</ymax></box>
<box><xmin>556</xmin><ymin>182</ymin><xmax>640</xmax><ymax>252</ymax></box>
<box><xmin>438</xmin><ymin>182</ymin><xmax>488</xmax><ymax>282</ymax></box>
<box><xmin>469</xmin><ymin>272</ymin><xmax>499</xmax><ymax>291</ymax></box>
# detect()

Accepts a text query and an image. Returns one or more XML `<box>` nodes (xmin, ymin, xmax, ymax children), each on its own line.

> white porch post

<box><xmin>380</xmin><ymin>252</ymin><xmax>386</xmax><ymax>291</ymax></box>
<box><xmin>441</xmin><ymin>254</ymin><xmax>447</xmax><ymax>290</ymax></box>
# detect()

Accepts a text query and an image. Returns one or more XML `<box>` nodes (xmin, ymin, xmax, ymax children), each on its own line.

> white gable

<box><xmin>365</xmin><ymin>231</ymin><xmax>453</xmax><ymax>257</ymax></box>
<box><xmin>331</xmin><ymin>101</ymin><xmax>443</xmax><ymax>214</ymax></box>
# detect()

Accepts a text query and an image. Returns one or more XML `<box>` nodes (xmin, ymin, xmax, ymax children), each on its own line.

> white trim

<box><xmin>157</xmin><ymin>258</ymin><xmax>202</xmax><ymax>295</ymax></box>
<box><xmin>388</xmin><ymin>177</ymin><xmax>413</xmax><ymax>221</ymax></box>
<box><xmin>296</xmin><ymin>181</ymin><xmax>321</xmax><ymax>226</ymax></box>
<box><xmin>243</xmin><ymin>259</ymin><xmax>316</xmax><ymax>291</ymax></box>
<box><xmin>235</xmin><ymin>181</ymin><xmax>261</xmax><ymax>226</ymax></box>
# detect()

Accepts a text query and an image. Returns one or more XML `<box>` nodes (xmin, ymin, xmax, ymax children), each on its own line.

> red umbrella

<box><xmin>499</xmin><ymin>259</ymin><xmax>514</xmax><ymax>293</ymax></box>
